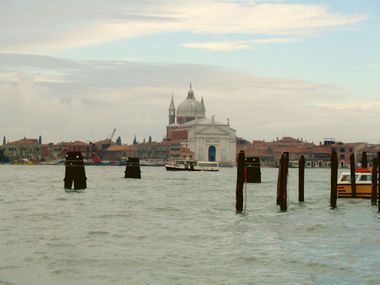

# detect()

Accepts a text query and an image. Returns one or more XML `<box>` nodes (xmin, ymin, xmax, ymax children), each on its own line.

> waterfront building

<box><xmin>237</xmin><ymin>137</ymin><xmax>332</xmax><ymax>167</ymax></box>
<box><xmin>41</xmin><ymin>141</ymin><xmax>90</xmax><ymax>161</ymax></box>
<box><xmin>331</xmin><ymin>142</ymin><xmax>366</xmax><ymax>167</ymax></box>
<box><xmin>4</xmin><ymin>138</ymin><xmax>41</xmax><ymax>161</ymax></box>
<box><xmin>101</xmin><ymin>144</ymin><xmax>136</xmax><ymax>162</ymax></box>
<box><xmin>136</xmin><ymin>141</ymin><xmax>171</xmax><ymax>162</ymax></box>
<box><xmin>166</xmin><ymin>85</ymin><xmax>236</xmax><ymax>165</ymax></box>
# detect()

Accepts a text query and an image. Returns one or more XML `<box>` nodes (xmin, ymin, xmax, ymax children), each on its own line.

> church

<box><xmin>166</xmin><ymin>85</ymin><xmax>236</xmax><ymax>165</ymax></box>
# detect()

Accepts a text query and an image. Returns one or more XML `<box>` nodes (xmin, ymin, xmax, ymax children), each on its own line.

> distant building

<box><xmin>0</xmin><ymin>147</ymin><xmax>10</xmax><ymax>163</ymax></box>
<box><xmin>41</xmin><ymin>141</ymin><xmax>90</xmax><ymax>161</ymax></box>
<box><xmin>4</xmin><ymin>138</ymin><xmax>41</xmax><ymax>161</ymax></box>
<box><xmin>166</xmin><ymin>85</ymin><xmax>236</xmax><ymax>165</ymax></box>
<box><xmin>357</xmin><ymin>145</ymin><xmax>380</xmax><ymax>166</ymax></box>
<box><xmin>136</xmin><ymin>141</ymin><xmax>171</xmax><ymax>162</ymax></box>
<box><xmin>331</xmin><ymin>142</ymin><xmax>366</xmax><ymax>167</ymax></box>
<box><xmin>102</xmin><ymin>144</ymin><xmax>136</xmax><ymax>162</ymax></box>
<box><xmin>237</xmin><ymin>136</ymin><xmax>332</xmax><ymax>167</ymax></box>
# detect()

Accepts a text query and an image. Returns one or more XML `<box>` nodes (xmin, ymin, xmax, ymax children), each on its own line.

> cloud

<box><xmin>0</xmin><ymin>53</ymin><xmax>378</xmax><ymax>144</ymax></box>
<box><xmin>181</xmin><ymin>38</ymin><xmax>298</xmax><ymax>51</ymax></box>
<box><xmin>0</xmin><ymin>0</ymin><xmax>364</xmax><ymax>53</ymax></box>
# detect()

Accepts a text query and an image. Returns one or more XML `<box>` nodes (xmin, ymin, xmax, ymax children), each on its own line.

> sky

<box><xmin>0</xmin><ymin>0</ymin><xmax>379</xmax><ymax>144</ymax></box>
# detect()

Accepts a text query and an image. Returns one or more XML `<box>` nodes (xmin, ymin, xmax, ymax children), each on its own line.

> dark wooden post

<box><xmin>378</xmin><ymin>153</ymin><xmax>380</xmax><ymax>212</ymax></box>
<box><xmin>371</xmin><ymin>158</ymin><xmax>378</xmax><ymax>205</ymax></box>
<box><xmin>245</xmin><ymin>157</ymin><xmax>261</xmax><ymax>183</ymax></box>
<box><xmin>124</xmin><ymin>157</ymin><xmax>141</xmax><ymax>179</ymax></box>
<box><xmin>276</xmin><ymin>155</ymin><xmax>282</xmax><ymax>205</ymax></box>
<box><xmin>236</xmin><ymin>150</ymin><xmax>245</xmax><ymax>213</ymax></box>
<box><xmin>278</xmin><ymin>153</ymin><xmax>288</xmax><ymax>211</ymax></box>
<box><xmin>350</xmin><ymin>153</ymin><xmax>356</xmax><ymax>198</ymax></box>
<box><xmin>330</xmin><ymin>149</ymin><xmax>338</xmax><ymax>208</ymax></box>
<box><xmin>299</xmin><ymin>155</ymin><xmax>305</xmax><ymax>202</ymax></box>
<box><xmin>64</xmin><ymin>151</ymin><xmax>87</xmax><ymax>190</ymax></box>
<box><xmin>362</xmin><ymin>151</ymin><xmax>368</xmax><ymax>168</ymax></box>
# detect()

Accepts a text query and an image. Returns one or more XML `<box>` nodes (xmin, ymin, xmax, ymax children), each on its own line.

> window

<box><xmin>358</xmin><ymin>175</ymin><xmax>371</xmax><ymax>182</ymax></box>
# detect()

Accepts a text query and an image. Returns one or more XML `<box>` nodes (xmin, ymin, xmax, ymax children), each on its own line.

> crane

<box><xmin>108</xmin><ymin>128</ymin><xmax>116</xmax><ymax>141</ymax></box>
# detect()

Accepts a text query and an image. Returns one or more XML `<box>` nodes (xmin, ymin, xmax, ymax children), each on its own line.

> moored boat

<box><xmin>165</xmin><ymin>160</ymin><xmax>219</xmax><ymax>171</ymax></box>
<box><xmin>337</xmin><ymin>168</ymin><xmax>377</xmax><ymax>198</ymax></box>
<box><xmin>165</xmin><ymin>160</ymin><xmax>198</xmax><ymax>171</ymax></box>
<box><xmin>194</xmin><ymin>161</ymin><xmax>219</xmax><ymax>171</ymax></box>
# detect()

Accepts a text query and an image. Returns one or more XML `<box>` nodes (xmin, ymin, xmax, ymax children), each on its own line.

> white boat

<box><xmin>194</xmin><ymin>161</ymin><xmax>219</xmax><ymax>171</ymax></box>
<box><xmin>165</xmin><ymin>160</ymin><xmax>219</xmax><ymax>171</ymax></box>
<box><xmin>165</xmin><ymin>160</ymin><xmax>196</xmax><ymax>171</ymax></box>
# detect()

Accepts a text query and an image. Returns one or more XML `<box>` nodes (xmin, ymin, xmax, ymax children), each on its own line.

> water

<box><xmin>1</xmin><ymin>165</ymin><xmax>380</xmax><ymax>285</ymax></box>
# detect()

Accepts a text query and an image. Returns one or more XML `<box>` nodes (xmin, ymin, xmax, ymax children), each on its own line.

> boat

<box><xmin>165</xmin><ymin>160</ymin><xmax>198</xmax><ymax>171</ymax></box>
<box><xmin>13</xmin><ymin>159</ymin><xmax>34</xmax><ymax>165</ymax></box>
<box><xmin>165</xmin><ymin>160</ymin><xmax>219</xmax><ymax>171</ymax></box>
<box><xmin>337</xmin><ymin>168</ymin><xmax>377</xmax><ymax>198</ymax></box>
<box><xmin>194</xmin><ymin>161</ymin><xmax>219</xmax><ymax>171</ymax></box>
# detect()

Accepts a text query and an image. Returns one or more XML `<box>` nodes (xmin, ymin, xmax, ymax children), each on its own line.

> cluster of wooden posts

<box><xmin>236</xmin><ymin>150</ymin><xmax>380</xmax><ymax>214</ymax></box>
<box><xmin>63</xmin><ymin>151</ymin><xmax>141</xmax><ymax>191</ymax></box>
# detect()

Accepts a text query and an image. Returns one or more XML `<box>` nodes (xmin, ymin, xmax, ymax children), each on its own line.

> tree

<box><xmin>2</xmin><ymin>136</ymin><xmax>5</xmax><ymax>145</ymax></box>
<box><xmin>133</xmin><ymin>136</ymin><xmax>137</xmax><ymax>145</ymax></box>
<box><xmin>38</xmin><ymin>135</ymin><xmax>42</xmax><ymax>145</ymax></box>
<box><xmin>148</xmin><ymin>136</ymin><xmax>152</xmax><ymax>143</ymax></box>
<box><xmin>116</xmin><ymin>136</ymin><xmax>122</xmax><ymax>145</ymax></box>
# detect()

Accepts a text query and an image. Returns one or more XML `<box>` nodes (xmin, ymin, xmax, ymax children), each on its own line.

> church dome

<box><xmin>176</xmin><ymin>85</ymin><xmax>205</xmax><ymax>118</ymax></box>
<box><xmin>177</xmin><ymin>98</ymin><xmax>204</xmax><ymax>117</ymax></box>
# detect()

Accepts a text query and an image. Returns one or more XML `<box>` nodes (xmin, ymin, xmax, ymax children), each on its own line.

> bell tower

<box><xmin>168</xmin><ymin>94</ymin><xmax>176</xmax><ymax>125</ymax></box>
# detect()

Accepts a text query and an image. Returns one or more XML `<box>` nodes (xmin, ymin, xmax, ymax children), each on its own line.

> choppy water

<box><xmin>1</xmin><ymin>165</ymin><xmax>380</xmax><ymax>285</ymax></box>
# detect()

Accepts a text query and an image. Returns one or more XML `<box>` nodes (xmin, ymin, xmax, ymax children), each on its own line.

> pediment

<box><xmin>194</xmin><ymin>125</ymin><xmax>234</xmax><ymax>136</ymax></box>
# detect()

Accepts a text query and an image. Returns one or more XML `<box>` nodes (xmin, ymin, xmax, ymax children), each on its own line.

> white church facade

<box><xmin>166</xmin><ymin>85</ymin><xmax>236</xmax><ymax>165</ymax></box>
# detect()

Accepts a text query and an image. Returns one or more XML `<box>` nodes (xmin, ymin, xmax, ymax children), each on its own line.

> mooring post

<box><xmin>350</xmin><ymin>153</ymin><xmax>356</xmax><ymax>198</ymax></box>
<box><xmin>124</xmin><ymin>157</ymin><xmax>141</xmax><ymax>179</ymax></box>
<box><xmin>276</xmin><ymin>155</ymin><xmax>282</xmax><ymax>205</ymax></box>
<box><xmin>236</xmin><ymin>150</ymin><xmax>245</xmax><ymax>213</ymax></box>
<box><xmin>377</xmin><ymin>153</ymin><xmax>380</xmax><ymax>212</ymax></box>
<box><xmin>362</xmin><ymin>151</ymin><xmax>368</xmax><ymax>168</ymax></box>
<box><xmin>245</xmin><ymin>156</ymin><xmax>261</xmax><ymax>183</ymax></box>
<box><xmin>299</xmin><ymin>155</ymin><xmax>305</xmax><ymax>202</ymax></box>
<box><xmin>64</xmin><ymin>151</ymin><xmax>87</xmax><ymax>190</ymax></box>
<box><xmin>282</xmin><ymin>152</ymin><xmax>289</xmax><ymax>211</ymax></box>
<box><xmin>278</xmin><ymin>153</ymin><xmax>288</xmax><ymax>211</ymax></box>
<box><xmin>278</xmin><ymin>154</ymin><xmax>284</xmax><ymax>207</ymax></box>
<box><xmin>330</xmin><ymin>149</ymin><xmax>338</xmax><ymax>208</ymax></box>
<box><xmin>371</xmin><ymin>158</ymin><xmax>378</xmax><ymax>205</ymax></box>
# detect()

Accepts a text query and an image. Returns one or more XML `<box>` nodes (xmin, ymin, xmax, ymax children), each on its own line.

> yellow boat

<box><xmin>337</xmin><ymin>168</ymin><xmax>378</xmax><ymax>198</ymax></box>
<box><xmin>13</xmin><ymin>159</ymin><xmax>34</xmax><ymax>165</ymax></box>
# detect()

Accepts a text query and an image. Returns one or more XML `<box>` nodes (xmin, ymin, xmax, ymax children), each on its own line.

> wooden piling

<box><xmin>245</xmin><ymin>156</ymin><xmax>261</xmax><ymax>183</ymax></box>
<box><xmin>362</xmin><ymin>151</ymin><xmax>368</xmax><ymax>168</ymax></box>
<box><xmin>236</xmin><ymin>150</ymin><xmax>245</xmax><ymax>213</ymax></box>
<box><xmin>350</xmin><ymin>153</ymin><xmax>356</xmax><ymax>198</ymax></box>
<box><xmin>276</xmin><ymin>157</ymin><xmax>282</xmax><ymax>205</ymax></box>
<box><xmin>278</xmin><ymin>153</ymin><xmax>288</xmax><ymax>211</ymax></box>
<box><xmin>124</xmin><ymin>157</ymin><xmax>141</xmax><ymax>179</ymax></box>
<box><xmin>64</xmin><ymin>151</ymin><xmax>87</xmax><ymax>190</ymax></box>
<box><xmin>371</xmin><ymin>158</ymin><xmax>377</xmax><ymax>205</ymax></box>
<box><xmin>330</xmin><ymin>149</ymin><xmax>338</xmax><ymax>208</ymax></box>
<box><xmin>299</xmin><ymin>155</ymin><xmax>305</xmax><ymax>202</ymax></box>
<box><xmin>378</xmin><ymin>153</ymin><xmax>380</xmax><ymax>212</ymax></box>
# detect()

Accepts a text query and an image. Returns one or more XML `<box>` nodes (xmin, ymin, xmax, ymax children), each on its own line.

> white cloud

<box><xmin>0</xmin><ymin>54</ymin><xmax>378</xmax><ymax>144</ymax></box>
<box><xmin>181</xmin><ymin>38</ymin><xmax>297</xmax><ymax>51</ymax></box>
<box><xmin>0</xmin><ymin>0</ymin><xmax>364</xmax><ymax>53</ymax></box>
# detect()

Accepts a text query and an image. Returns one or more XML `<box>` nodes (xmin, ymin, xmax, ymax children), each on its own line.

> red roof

<box><xmin>9</xmin><ymin>138</ymin><xmax>38</xmax><ymax>145</ymax></box>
